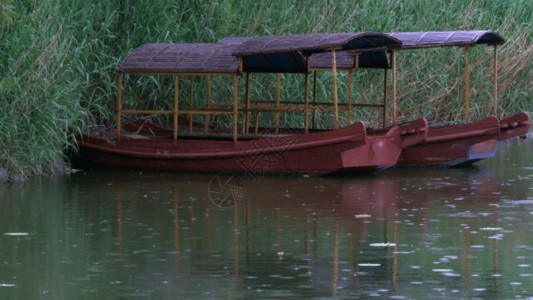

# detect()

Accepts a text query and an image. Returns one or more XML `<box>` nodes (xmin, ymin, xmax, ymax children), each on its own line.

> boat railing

<box><xmin>117</xmin><ymin>73</ymin><xmax>241</xmax><ymax>142</ymax></box>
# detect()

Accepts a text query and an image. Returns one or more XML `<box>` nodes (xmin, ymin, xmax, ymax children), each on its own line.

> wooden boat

<box><xmin>389</xmin><ymin>31</ymin><xmax>530</xmax><ymax>166</ymax></box>
<box><xmin>313</xmin><ymin>30</ymin><xmax>530</xmax><ymax>166</ymax></box>
<box><xmin>72</xmin><ymin>33</ymin><xmax>428</xmax><ymax>175</ymax></box>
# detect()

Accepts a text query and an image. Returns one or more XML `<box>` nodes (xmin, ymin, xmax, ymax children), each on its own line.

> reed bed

<box><xmin>1</xmin><ymin>0</ymin><xmax>531</xmax><ymax>181</ymax></box>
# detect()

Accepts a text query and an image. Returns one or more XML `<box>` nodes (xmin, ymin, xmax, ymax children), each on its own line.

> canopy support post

<box><xmin>493</xmin><ymin>45</ymin><xmax>498</xmax><ymax>116</ymax></box>
<box><xmin>204</xmin><ymin>75</ymin><xmax>210</xmax><ymax>133</ymax></box>
<box><xmin>332</xmin><ymin>50</ymin><xmax>339</xmax><ymax>129</ymax></box>
<box><xmin>244</xmin><ymin>73</ymin><xmax>251</xmax><ymax>134</ymax></box>
<box><xmin>464</xmin><ymin>46</ymin><xmax>470</xmax><ymax>123</ymax></box>
<box><xmin>305</xmin><ymin>72</ymin><xmax>309</xmax><ymax>134</ymax></box>
<box><xmin>174</xmin><ymin>75</ymin><xmax>180</xmax><ymax>141</ymax></box>
<box><xmin>276</xmin><ymin>73</ymin><xmax>281</xmax><ymax>134</ymax></box>
<box><xmin>348</xmin><ymin>53</ymin><xmax>359</xmax><ymax>126</ymax></box>
<box><xmin>233</xmin><ymin>75</ymin><xmax>239</xmax><ymax>142</ymax></box>
<box><xmin>383</xmin><ymin>68</ymin><xmax>388</xmax><ymax>128</ymax></box>
<box><xmin>348</xmin><ymin>71</ymin><xmax>353</xmax><ymax>125</ymax></box>
<box><xmin>391</xmin><ymin>50</ymin><xmax>397</xmax><ymax>126</ymax></box>
<box><xmin>117</xmin><ymin>72</ymin><xmax>123</xmax><ymax>142</ymax></box>
<box><xmin>312</xmin><ymin>71</ymin><xmax>318</xmax><ymax>129</ymax></box>
<box><xmin>189</xmin><ymin>75</ymin><xmax>195</xmax><ymax>133</ymax></box>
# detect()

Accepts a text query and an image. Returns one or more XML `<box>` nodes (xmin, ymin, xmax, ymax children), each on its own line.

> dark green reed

<box><xmin>1</xmin><ymin>0</ymin><xmax>532</xmax><ymax>180</ymax></box>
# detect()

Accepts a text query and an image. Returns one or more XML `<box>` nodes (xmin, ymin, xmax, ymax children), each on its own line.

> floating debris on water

<box><xmin>369</xmin><ymin>242</ymin><xmax>396</xmax><ymax>247</ymax></box>
<box><xmin>358</xmin><ymin>263</ymin><xmax>381</xmax><ymax>267</ymax></box>
<box><xmin>355</xmin><ymin>214</ymin><xmax>372</xmax><ymax>219</ymax></box>
<box><xmin>433</xmin><ymin>269</ymin><xmax>454</xmax><ymax>272</ymax></box>
<box><xmin>480</xmin><ymin>227</ymin><xmax>503</xmax><ymax>231</ymax></box>
<box><xmin>3</xmin><ymin>232</ymin><xmax>29</xmax><ymax>236</ymax></box>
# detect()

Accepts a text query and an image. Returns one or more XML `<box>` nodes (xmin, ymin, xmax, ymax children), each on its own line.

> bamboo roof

<box><xmin>309</xmin><ymin>30</ymin><xmax>505</xmax><ymax>70</ymax></box>
<box><xmin>232</xmin><ymin>32</ymin><xmax>401</xmax><ymax>73</ymax></box>
<box><xmin>119</xmin><ymin>43</ymin><xmax>240</xmax><ymax>74</ymax></box>
<box><xmin>118</xmin><ymin>31</ymin><xmax>504</xmax><ymax>74</ymax></box>
<box><xmin>388</xmin><ymin>30</ymin><xmax>504</xmax><ymax>49</ymax></box>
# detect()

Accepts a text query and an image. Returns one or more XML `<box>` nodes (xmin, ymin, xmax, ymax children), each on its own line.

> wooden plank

<box><xmin>122</xmin><ymin>109</ymin><xmax>175</xmax><ymax>114</ymax></box>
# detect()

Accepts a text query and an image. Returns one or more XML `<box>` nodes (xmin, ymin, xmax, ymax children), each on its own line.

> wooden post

<box><xmin>493</xmin><ymin>45</ymin><xmax>498</xmax><ymax>116</ymax></box>
<box><xmin>254</xmin><ymin>113</ymin><xmax>260</xmax><ymax>134</ymax></box>
<box><xmin>189</xmin><ymin>75</ymin><xmax>195</xmax><ymax>133</ymax></box>
<box><xmin>245</xmin><ymin>73</ymin><xmax>251</xmax><ymax>134</ymax></box>
<box><xmin>347</xmin><ymin>71</ymin><xmax>353</xmax><ymax>125</ymax></box>
<box><xmin>276</xmin><ymin>73</ymin><xmax>281</xmax><ymax>134</ymax></box>
<box><xmin>305</xmin><ymin>72</ymin><xmax>309</xmax><ymax>133</ymax></box>
<box><xmin>313</xmin><ymin>71</ymin><xmax>317</xmax><ymax>129</ymax></box>
<box><xmin>465</xmin><ymin>47</ymin><xmax>470</xmax><ymax>123</ymax></box>
<box><xmin>233</xmin><ymin>75</ymin><xmax>239</xmax><ymax>141</ymax></box>
<box><xmin>204</xmin><ymin>75</ymin><xmax>211</xmax><ymax>133</ymax></box>
<box><xmin>174</xmin><ymin>75</ymin><xmax>179</xmax><ymax>141</ymax></box>
<box><xmin>383</xmin><ymin>68</ymin><xmax>388</xmax><ymax>128</ymax></box>
<box><xmin>391</xmin><ymin>50</ymin><xmax>397</xmax><ymax>126</ymax></box>
<box><xmin>332</xmin><ymin>50</ymin><xmax>339</xmax><ymax>129</ymax></box>
<box><xmin>117</xmin><ymin>72</ymin><xmax>123</xmax><ymax>141</ymax></box>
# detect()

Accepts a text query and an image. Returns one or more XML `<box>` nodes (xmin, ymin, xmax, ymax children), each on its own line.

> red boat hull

<box><xmin>398</xmin><ymin>113</ymin><xmax>530</xmax><ymax>167</ymax></box>
<box><xmin>72</xmin><ymin>120</ymin><xmax>426</xmax><ymax>175</ymax></box>
<box><xmin>398</xmin><ymin>116</ymin><xmax>500</xmax><ymax>166</ymax></box>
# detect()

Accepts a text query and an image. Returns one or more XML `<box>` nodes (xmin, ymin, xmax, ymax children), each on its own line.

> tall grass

<box><xmin>1</xmin><ymin>0</ymin><xmax>532</xmax><ymax>180</ymax></box>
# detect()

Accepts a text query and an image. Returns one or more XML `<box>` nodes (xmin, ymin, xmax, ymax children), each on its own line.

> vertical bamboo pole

<box><xmin>254</xmin><ymin>113</ymin><xmax>260</xmax><ymax>134</ymax></box>
<box><xmin>117</xmin><ymin>72</ymin><xmax>123</xmax><ymax>141</ymax></box>
<box><xmin>347</xmin><ymin>71</ymin><xmax>353</xmax><ymax>125</ymax></box>
<box><xmin>275</xmin><ymin>73</ymin><xmax>281</xmax><ymax>134</ymax></box>
<box><xmin>493</xmin><ymin>45</ymin><xmax>498</xmax><ymax>116</ymax></box>
<box><xmin>204</xmin><ymin>75</ymin><xmax>211</xmax><ymax>133</ymax></box>
<box><xmin>332</xmin><ymin>50</ymin><xmax>339</xmax><ymax>129</ymax></box>
<box><xmin>245</xmin><ymin>73</ymin><xmax>251</xmax><ymax>134</ymax></box>
<box><xmin>465</xmin><ymin>47</ymin><xmax>470</xmax><ymax>123</ymax></box>
<box><xmin>313</xmin><ymin>71</ymin><xmax>318</xmax><ymax>129</ymax></box>
<box><xmin>383</xmin><ymin>68</ymin><xmax>388</xmax><ymax>128</ymax></box>
<box><xmin>391</xmin><ymin>50</ymin><xmax>397</xmax><ymax>126</ymax></box>
<box><xmin>305</xmin><ymin>72</ymin><xmax>309</xmax><ymax>133</ymax></box>
<box><xmin>174</xmin><ymin>75</ymin><xmax>179</xmax><ymax>141</ymax></box>
<box><xmin>233</xmin><ymin>75</ymin><xmax>239</xmax><ymax>141</ymax></box>
<box><xmin>189</xmin><ymin>75</ymin><xmax>195</xmax><ymax>133</ymax></box>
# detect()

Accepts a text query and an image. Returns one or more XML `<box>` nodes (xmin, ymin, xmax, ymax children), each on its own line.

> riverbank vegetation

<box><xmin>1</xmin><ymin>0</ymin><xmax>532</xmax><ymax>181</ymax></box>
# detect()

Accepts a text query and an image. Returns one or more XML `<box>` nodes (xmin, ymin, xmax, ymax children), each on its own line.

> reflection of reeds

<box><xmin>1</xmin><ymin>0</ymin><xmax>532</xmax><ymax>180</ymax></box>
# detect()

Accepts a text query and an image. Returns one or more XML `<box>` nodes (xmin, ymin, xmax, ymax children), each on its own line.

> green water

<box><xmin>1</xmin><ymin>137</ymin><xmax>532</xmax><ymax>299</ymax></box>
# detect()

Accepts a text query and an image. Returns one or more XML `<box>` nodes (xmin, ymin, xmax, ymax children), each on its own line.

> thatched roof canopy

<box><xmin>119</xmin><ymin>43</ymin><xmax>240</xmax><ymax>74</ymax></box>
<box><xmin>231</xmin><ymin>32</ymin><xmax>401</xmax><ymax>73</ymax></box>
<box><xmin>388</xmin><ymin>30</ymin><xmax>504</xmax><ymax>49</ymax></box>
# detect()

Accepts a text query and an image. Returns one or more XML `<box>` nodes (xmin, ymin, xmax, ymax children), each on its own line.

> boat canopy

<box><xmin>309</xmin><ymin>50</ymin><xmax>389</xmax><ymax>70</ymax></box>
<box><xmin>119</xmin><ymin>43</ymin><xmax>241</xmax><ymax>74</ymax></box>
<box><xmin>232</xmin><ymin>32</ymin><xmax>401</xmax><ymax>73</ymax></box>
<box><xmin>388</xmin><ymin>30</ymin><xmax>504</xmax><ymax>49</ymax></box>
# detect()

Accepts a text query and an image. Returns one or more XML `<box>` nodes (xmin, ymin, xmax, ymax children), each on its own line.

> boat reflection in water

<box><xmin>108</xmin><ymin>165</ymin><xmax>513</xmax><ymax>298</ymax></box>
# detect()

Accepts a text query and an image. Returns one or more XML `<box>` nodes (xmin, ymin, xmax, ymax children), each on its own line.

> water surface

<box><xmin>1</xmin><ymin>137</ymin><xmax>532</xmax><ymax>299</ymax></box>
